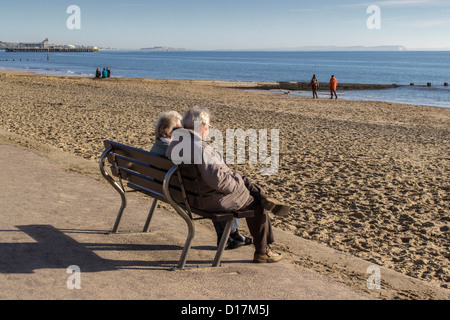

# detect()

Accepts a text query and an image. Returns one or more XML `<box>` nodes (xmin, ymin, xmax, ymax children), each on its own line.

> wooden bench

<box><xmin>99</xmin><ymin>140</ymin><xmax>254</xmax><ymax>269</ymax></box>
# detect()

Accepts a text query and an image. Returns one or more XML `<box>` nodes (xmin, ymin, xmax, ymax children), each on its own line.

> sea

<box><xmin>0</xmin><ymin>50</ymin><xmax>449</xmax><ymax>108</ymax></box>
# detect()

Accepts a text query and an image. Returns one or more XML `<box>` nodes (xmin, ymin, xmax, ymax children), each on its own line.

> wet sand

<box><xmin>0</xmin><ymin>70</ymin><xmax>448</xmax><ymax>289</ymax></box>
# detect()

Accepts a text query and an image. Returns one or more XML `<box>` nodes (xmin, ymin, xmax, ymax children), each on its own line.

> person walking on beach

<box><xmin>166</xmin><ymin>106</ymin><xmax>290</xmax><ymax>263</ymax></box>
<box><xmin>310</xmin><ymin>74</ymin><xmax>319</xmax><ymax>99</ymax></box>
<box><xmin>329</xmin><ymin>75</ymin><xmax>338</xmax><ymax>99</ymax></box>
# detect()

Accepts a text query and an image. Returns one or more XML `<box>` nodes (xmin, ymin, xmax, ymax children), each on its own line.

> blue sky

<box><xmin>0</xmin><ymin>0</ymin><xmax>449</xmax><ymax>50</ymax></box>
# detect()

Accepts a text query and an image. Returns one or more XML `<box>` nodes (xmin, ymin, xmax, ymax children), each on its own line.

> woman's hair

<box><xmin>154</xmin><ymin>110</ymin><xmax>182</xmax><ymax>139</ymax></box>
<box><xmin>181</xmin><ymin>106</ymin><xmax>211</xmax><ymax>130</ymax></box>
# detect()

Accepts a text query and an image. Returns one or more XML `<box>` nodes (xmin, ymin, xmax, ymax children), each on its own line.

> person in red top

<box><xmin>329</xmin><ymin>75</ymin><xmax>338</xmax><ymax>99</ymax></box>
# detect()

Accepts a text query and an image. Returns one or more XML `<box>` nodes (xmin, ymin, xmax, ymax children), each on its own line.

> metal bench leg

<box><xmin>99</xmin><ymin>146</ymin><xmax>127</xmax><ymax>234</ymax></box>
<box><xmin>143</xmin><ymin>199</ymin><xmax>158</xmax><ymax>232</ymax></box>
<box><xmin>163</xmin><ymin>166</ymin><xmax>197</xmax><ymax>270</ymax></box>
<box><xmin>176</xmin><ymin>215</ymin><xmax>195</xmax><ymax>269</ymax></box>
<box><xmin>111</xmin><ymin>194</ymin><xmax>127</xmax><ymax>233</ymax></box>
<box><xmin>212</xmin><ymin>219</ymin><xmax>234</xmax><ymax>267</ymax></box>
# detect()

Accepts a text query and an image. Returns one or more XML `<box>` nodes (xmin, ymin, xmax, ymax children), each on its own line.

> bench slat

<box><xmin>104</xmin><ymin>140</ymin><xmax>174</xmax><ymax>170</ymax></box>
<box><xmin>111</xmin><ymin>155</ymin><xmax>199</xmax><ymax>192</ymax></box>
<box><xmin>233</xmin><ymin>208</ymin><xmax>255</xmax><ymax>219</ymax></box>
<box><xmin>110</xmin><ymin>163</ymin><xmax>200</xmax><ymax>199</ymax></box>
<box><xmin>127</xmin><ymin>182</ymin><xmax>166</xmax><ymax>202</ymax></box>
<box><xmin>104</xmin><ymin>141</ymin><xmax>201</xmax><ymax>194</ymax></box>
<box><xmin>127</xmin><ymin>181</ymin><xmax>177</xmax><ymax>208</ymax></box>
<box><xmin>177</xmin><ymin>203</ymin><xmax>235</xmax><ymax>222</ymax></box>
<box><xmin>117</xmin><ymin>167</ymin><xmax>201</xmax><ymax>208</ymax></box>
<box><xmin>114</xmin><ymin>154</ymin><xmax>168</xmax><ymax>181</ymax></box>
<box><xmin>118</xmin><ymin>167</ymin><xmax>164</xmax><ymax>194</ymax></box>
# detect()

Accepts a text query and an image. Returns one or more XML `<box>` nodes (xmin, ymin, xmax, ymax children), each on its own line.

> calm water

<box><xmin>0</xmin><ymin>50</ymin><xmax>449</xmax><ymax>108</ymax></box>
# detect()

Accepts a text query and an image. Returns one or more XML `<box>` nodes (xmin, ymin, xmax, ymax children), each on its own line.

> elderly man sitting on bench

<box><xmin>165</xmin><ymin>106</ymin><xmax>290</xmax><ymax>263</ymax></box>
<box><xmin>150</xmin><ymin>110</ymin><xmax>253</xmax><ymax>250</ymax></box>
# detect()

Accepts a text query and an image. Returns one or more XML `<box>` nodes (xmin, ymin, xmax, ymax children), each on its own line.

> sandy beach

<box><xmin>0</xmin><ymin>70</ymin><xmax>448</xmax><ymax>290</ymax></box>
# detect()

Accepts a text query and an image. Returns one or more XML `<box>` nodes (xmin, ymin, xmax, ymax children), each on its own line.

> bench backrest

<box><xmin>103</xmin><ymin>140</ymin><xmax>202</xmax><ymax>209</ymax></box>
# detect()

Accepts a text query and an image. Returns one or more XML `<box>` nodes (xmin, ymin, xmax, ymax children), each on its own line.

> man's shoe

<box><xmin>230</xmin><ymin>230</ymin><xmax>253</xmax><ymax>246</ymax></box>
<box><xmin>218</xmin><ymin>233</ymin><xmax>246</xmax><ymax>250</ymax></box>
<box><xmin>226</xmin><ymin>238</ymin><xmax>246</xmax><ymax>250</ymax></box>
<box><xmin>261</xmin><ymin>197</ymin><xmax>290</xmax><ymax>216</ymax></box>
<box><xmin>253</xmin><ymin>249</ymin><xmax>283</xmax><ymax>263</ymax></box>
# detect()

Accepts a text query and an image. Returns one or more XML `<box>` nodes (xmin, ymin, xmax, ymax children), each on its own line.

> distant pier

<box><xmin>2</xmin><ymin>38</ymin><xmax>98</xmax><ymax>53</ymax></box>
<box><xmin>5</xmin><ymin>48</ymin><xmax>98</xmax><ymax>53</ymax></box>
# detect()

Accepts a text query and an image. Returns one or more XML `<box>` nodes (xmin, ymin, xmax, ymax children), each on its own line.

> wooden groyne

<box><xmin>199</xmin><ymin>80</ymin><xmax>400</xmax><ymax>91</ymax></box>
<box><xmin>104</xmin><ymin>78</ymin><xmax>401</xmax><ymax>91</ymax></box>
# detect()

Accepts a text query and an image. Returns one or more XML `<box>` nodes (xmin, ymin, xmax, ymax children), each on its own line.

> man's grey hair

<box><xmin>155</xmin><ymin>110</ymin><xmax>182</xmax><ymax>139</ymax></box>
<box><xmin>181</xmin><ymin>106</ymin><xmax>211</xmax><ymax>130</ymax></box>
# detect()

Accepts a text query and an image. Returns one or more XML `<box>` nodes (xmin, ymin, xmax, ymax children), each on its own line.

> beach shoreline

<box><xmin>0</xmin><ymin>68</ymin><xmax>399</xmax><ymax>90</ymax></box>
<box><xmin>5</xmin><ymin>68</ymin><xmax>447</xmax><ymax>109</ymax></box>
<box><xmin>0</xmin><ymin>70</ymin><xmax>449</xmax><ymax>290</ymax></box>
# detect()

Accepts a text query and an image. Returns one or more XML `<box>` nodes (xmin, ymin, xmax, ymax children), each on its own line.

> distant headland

<box><xmin>140</xmin><ymin>46</ymin><xmax>186</xmax><ymax>51</ymax></box>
